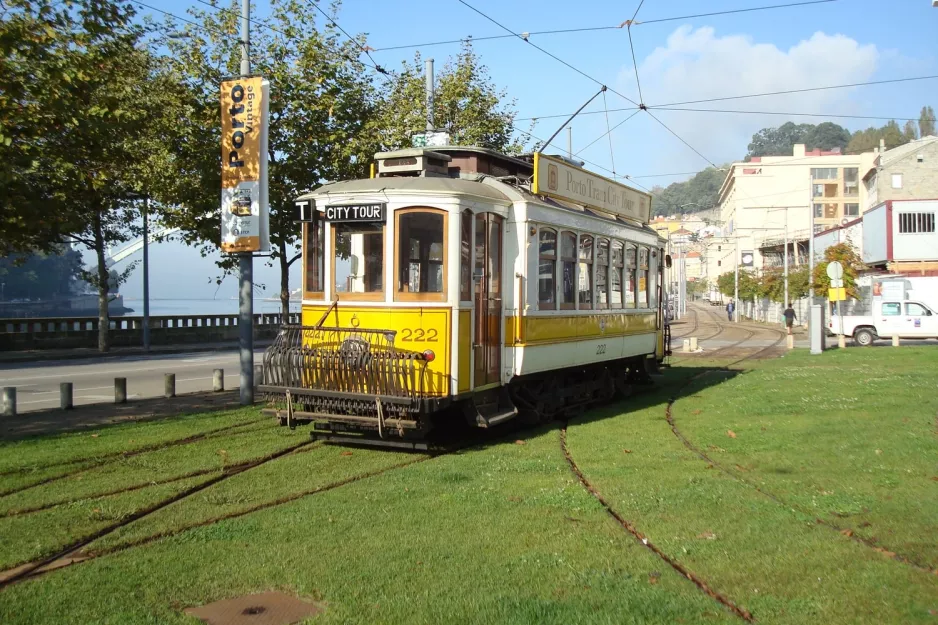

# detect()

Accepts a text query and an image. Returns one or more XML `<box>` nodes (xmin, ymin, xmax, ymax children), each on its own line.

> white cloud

<box><xmin>621</xmin><ymin>27</ymin><xmax>879</xmax><ymax>171</ymax></box>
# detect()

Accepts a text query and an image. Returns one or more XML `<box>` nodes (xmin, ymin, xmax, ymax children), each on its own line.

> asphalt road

<box><xmin>0</xmin><ymin>349</ymin><xmax>266</xmax><ymax>413</ymax></box>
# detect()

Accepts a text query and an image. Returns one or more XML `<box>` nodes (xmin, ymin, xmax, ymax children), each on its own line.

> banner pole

<box><xmin>238</xmin><ymin>0</ymin><xmax>254</xmax><ymax>405</ymax></box>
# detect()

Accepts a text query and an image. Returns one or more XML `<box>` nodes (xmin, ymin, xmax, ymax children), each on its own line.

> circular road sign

<box><xmin>826</xmin><ymin>261</ymin><xmax>844</xmax><ymax>280</ymax></box>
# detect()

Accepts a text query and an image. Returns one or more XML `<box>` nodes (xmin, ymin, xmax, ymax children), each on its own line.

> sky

<box><xmin>115</xmin><ymin>0</ymin><xmax>938</xmax><ymax>305</ymax></box>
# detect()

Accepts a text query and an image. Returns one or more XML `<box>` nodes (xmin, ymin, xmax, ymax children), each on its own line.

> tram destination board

<box><xmin>324</xmin><ymin>203</ymin><xmax>386</xmax><ymax>223</ymax></box>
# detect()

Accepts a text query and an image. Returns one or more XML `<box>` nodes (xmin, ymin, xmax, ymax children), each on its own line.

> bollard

<box><xmin>786</xmin><ymin>334</ymin><xmax>794</xmax><ymax>350</ymax></box>
<box><xmin>254</xmin><ymin>364</ymin><xmax>264</xmax><ymax>387</ymax></box>
<box><xmin>164</xmin><ymin>373</ymin><xmax>176</xmax><ymax>398</ymax></box>
<box><xmin>892</xmin><ymin>335</ymin><xmax>900</xmax><ymax>347</ymax></box>
<box><xmin>60</xmin><ymin>382</ymin><xmax>73</xmax><ymax>410</ymax></box>
<box><xmin>838</xmin><ymin>335</ymin><xmax>846</xmax><ymax>349</ymax></box>
<box><xmin>689</xmin><ymin>337</ymin><xmax>698</xmax><ymax>351</ymax></box>
<box><xmin>213</xmin><ymin>369</ymin><xmax>224</xmax><ymax>392</ymax></box>
<box><xmin>682</xmin><ymin>338</ymin><xmax>691</xmax><ymax>353</ymax></box>
<box><xmin>2</xmin><ymin>387</ymin><xmax>16</xmax><ymax>417</ymax></box>
<box><xmin>115</xmin><ymin>377</ymin><xmax>127</xmax><ymax>404</ymax></box>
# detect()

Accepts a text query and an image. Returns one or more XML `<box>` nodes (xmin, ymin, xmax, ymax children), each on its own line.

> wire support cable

<box><xmin>635</xmin><ymin>0</ymin><xmax>837</xmax><ymax>26</ymax></box>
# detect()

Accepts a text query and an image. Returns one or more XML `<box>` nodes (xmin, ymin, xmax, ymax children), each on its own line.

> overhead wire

<box><xmin>454</xmin><ymin>0</ymin><xmax>639</xmax><ymax>107</ymax></box>
<box><xmin>299</xmin><ymin>0</ymin><xmax>389</xmax><ymax>74</ymax></box>
<box><xmin>371</xmin><ymin>25</ymin><xmax>625</xmax><ymax>52</ymax></box>
<box><xmin>577</xmin><ymin>109</ymin><xmax>640</xmax><ymax>156</ymax></box>
<box><xmin>635</xmin><ymin>0</ymin><xmax>837</xmax><ymax>26</ymax></box>
<box><xmin>602</xmin><ymin>90</ymin><xmax>617</xmax><ymax>177</ymax></box>
<box><xmin>648</xmin><ymin>106</ymin><xmax>937</xmax><ymax>123</ymax></box>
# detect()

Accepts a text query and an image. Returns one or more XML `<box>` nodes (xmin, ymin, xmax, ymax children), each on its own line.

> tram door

<box><xmin>473</xmin><ymin>213</ymin><xmax>502</xmax><ymax>387</ymax></box>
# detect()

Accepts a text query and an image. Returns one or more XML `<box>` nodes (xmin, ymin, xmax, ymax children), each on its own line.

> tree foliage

<box><xmin>650</xmin><ymin>166</ymin><xmax>726</xmax><ymax>216</ymax></box>
<box><xmin>0</xmin><ymin>247</ymin><xmax>83</xmax><ymax>300</ymax></box>
<box><xmin>716</xmin><ymin>269</ymin><xmax>761</xmax><ymax>301</ymax></box>
<box><xmin>920</xmin><ymin>105</ymin><xmax>936</xmax><ymax>138</ymax></box>
<box><xmin>375</xmin><ymin>43</ymin><xmax>526</xmax><ymax>153</ymax></box>
<box><xmin>746</xmin><ymin>121</ymin><xmax>851</xmax><ymax>160</ymax></box>
<box><xmin>0</xmin><ymin>0</ymin><xmax>175</xmax><ymax>350</ymax></box>
<box><xmin>155</xmin><ymin>0</ymin><xmax>381</xmax><ymax>316</ymax></box>
<box><xmin>845</xmin><ymin>120</ymin><xmax>910</xmax><ymax>154</ymax></box>
<box><xmin>812</xmin><ymin>242</ymin><xmax>863</xmax><ymax>299</ymax></box>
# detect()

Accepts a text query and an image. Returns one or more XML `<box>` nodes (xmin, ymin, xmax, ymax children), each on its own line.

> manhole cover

<box><xmin>184</xmin><ymin>591</ymin><xmax>321</xmax><ymax>625</ymax></box>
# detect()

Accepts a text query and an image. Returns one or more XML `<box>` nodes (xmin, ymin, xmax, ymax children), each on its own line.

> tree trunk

<box><xmin>93</xmin><ymin>212</ymin><xmax>110</xmax><ymax>352</ymax></box>
<box><xmin>278</xmin><ymin>240</ymin><xmax>290</xmax><ymax>322</ymax></box>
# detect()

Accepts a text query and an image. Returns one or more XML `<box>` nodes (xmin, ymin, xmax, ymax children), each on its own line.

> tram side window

<box><xmin>538</xmin><ymin>228</ymin><xmax>557</xmax><ymax>310</ymax></box>
<box><xmin>648</xmin><ymin>249</ymin><xmax>658</xmax><ymax>309</ymax></box>
<box><xmin>397</xmin><ymin>209</ymin><xmax>445</xmax><ymax>298</ymax></box>
<box><xmin>560</xmin><ymin>231</ymin><xmax>577</xmax><ymax>309</ymax></box>
<box><xmin>596</xmin><ymin>238</ymin><xmax>610</xmax><ymax>309</ymax></box>
<box><xmin>334</xmin><ymin>223</ymin><xmax>384</xmax><ymax>296</ymax></box>
<box><xmin>578</xmin><ymin>235</ymin><xmax>594</xmax><ymax>309</ymax></box>
<box><xmin>638</xmin><ymin>247</ymin><xmax>649</xmax><ymax>307</ymax></box>
<box><xmin>304</xmin><ymin>220</ymin><xmax>324</xmax><ymax>296</ymax></box>
<box><xmin>460</xmin><ymin>210</ymin><xmax>472</xmax><ymax>301</ymax></box>
<box><xmin>625</xmin><ymin>243</ymin><xmax>637</xmax><ymax>308</ymax></box>
<box><xmin>611</xmin><ymin>241</ymin><xmax>624</xmax><ymax>307</ymax></box>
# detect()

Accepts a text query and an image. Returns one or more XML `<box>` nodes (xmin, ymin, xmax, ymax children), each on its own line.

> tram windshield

<box><xmin>397</xmin><ymin>210</ymin><xmax>445</xmax><ymax>295</ymax></box>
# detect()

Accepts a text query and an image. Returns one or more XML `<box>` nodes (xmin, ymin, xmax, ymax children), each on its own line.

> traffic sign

<box><xmin>831</xmin><ymin>278</ymin><xmax>843</xmax><ymax>288</ymax></box>
<box><xmin>826</xmin><ymin>261</ymin><xmax>844</xmax><ymax>280</ymax></box>
<box><xmin>828</xmin><ymin>287</ymin><xmax>847</xmax><ymax>301</ymax></box>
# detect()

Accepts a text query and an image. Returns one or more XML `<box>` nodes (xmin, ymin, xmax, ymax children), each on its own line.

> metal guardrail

<box><xmin>0</xmin><ymin>313</ymin><xmax>300</xmax><ymax>335</ymax></box>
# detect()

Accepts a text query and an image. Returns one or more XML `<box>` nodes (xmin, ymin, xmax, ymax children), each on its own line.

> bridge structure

<box><xmin>106</xmin><ymin>227</ymin><xmax>180</xmax><ymax>266</ymax></box>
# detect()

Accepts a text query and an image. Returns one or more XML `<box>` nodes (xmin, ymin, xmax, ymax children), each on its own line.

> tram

<box><xmin>260</xmin><ymin>146</ymin><xmax>670</xmax><ymax>448</ymax></box>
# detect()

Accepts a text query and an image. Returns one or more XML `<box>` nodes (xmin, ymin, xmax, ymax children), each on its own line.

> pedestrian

<box><xmin>783</xmin><ymin>302</ymin><xmax>797</xmax><ymax>335</ymax></box>
<box><xmin>726</xmin><ymin>300</ymin><xmax>735</xmax><ymax>322</ymax></box>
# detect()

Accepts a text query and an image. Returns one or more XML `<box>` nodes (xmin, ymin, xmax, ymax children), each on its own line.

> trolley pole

<box><xmin>567</xmin><ymin>127</ymin><xmax>572</xmax><ymax>159</ymax></box>
<box><xmin>238</xmin><ymin>0</ymin><xmax>254</xmax><ymax>405</ymax></box>
<box><xmin>425</xmin><ymin>58</ymin><xmax>434</xmax><ymax>131</ymax></box>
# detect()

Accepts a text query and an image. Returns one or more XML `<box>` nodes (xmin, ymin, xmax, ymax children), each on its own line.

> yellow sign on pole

<box><xmin>828</xmin><ymin>287</ymin><xmax>846</xmax><ymax>301</ymax></box>
<box><xmin>220</xmin><ymin>76</ymin><xmax>269</xmax><ymax>253</ymax></box>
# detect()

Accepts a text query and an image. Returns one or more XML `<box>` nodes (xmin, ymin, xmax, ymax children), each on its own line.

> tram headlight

<box><xmin>422</xmin><ymin>349</ymin><xmax>436</xmax><ymax>362</ymax></box>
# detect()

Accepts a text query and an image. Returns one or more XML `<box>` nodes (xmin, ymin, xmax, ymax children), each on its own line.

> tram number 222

<box><xmin>401</xmin><ymin>328</ymin><xmax>438</xmax><ymax>343</ymax></box>
<box><xmin>595</xmin><ymin>344</ymin><xmax>607</xmax><ymax>355</ymax></box>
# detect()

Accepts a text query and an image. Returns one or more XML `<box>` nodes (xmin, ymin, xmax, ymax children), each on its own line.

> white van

<box><xmin>830</xmin><ymin>300</ymin><xmax>938</xmax><ymax>346</ymax></box>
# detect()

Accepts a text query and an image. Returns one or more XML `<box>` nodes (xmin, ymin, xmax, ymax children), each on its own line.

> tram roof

<box><xmin>298</xmin><ymin>176</ymin><xmax>513</xmax><ymax>203</ymax></box>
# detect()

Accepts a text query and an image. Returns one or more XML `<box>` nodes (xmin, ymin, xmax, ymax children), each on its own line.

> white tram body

<box><xmin>262</xmin><ymin>147</ymin><xmax>667</xmax><ymax>445</ymax></box>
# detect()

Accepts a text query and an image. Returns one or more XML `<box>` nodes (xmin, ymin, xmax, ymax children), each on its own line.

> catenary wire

<box><xmin>518</xmin><ymin>75</ymin><xmax>938</xmax><ymax>122</ymax></box>
<box><xmin>299</xmin><ymin>0</ymin><xmax>389</xmax><ymax>74</ymax></box>
<box><xmin>644</xmin><ymin>109</ymin><xmax>719</xmax><ymax>168</ymax></box>
<box><xmin>455</xmin><ymin>0</ymin><xmax>640</xmax><ymax>107</ymax></box>
<box><xmin>602</xmin><ymin>90</ymin><xmax>618</xmax><ymax>177</ymax></box>
<box><xmin>576</xmin><ymin>109</ymin><xmax>640</xmax><ymax>157</ymax></box>
<box><xmin>371</xmin><ymin>25</ymin><xmax>626</xmax><ymax>52</ymax></box>
<box><xmin>636</xmin><ymin>0</ymin><xmax>837</xmax><ymax>26</ymax></box>
<box><xmin>626</xmin><ymin>24</ymin><xmax>644</xmax><ymax>104</ymax></box>
<box><xmin>649</xmin><ymin>106</ymin><xmax>936</xmax><ymax>123</ymax></box>
<box><xmin>631</xmin><ymin>0</ymin><xmax>647</xmax><ymax>22</ymax></box>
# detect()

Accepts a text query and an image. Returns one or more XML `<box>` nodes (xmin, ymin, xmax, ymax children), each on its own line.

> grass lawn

<box><xmin>0</xmin><ymin>347</ymin><xmax>936</xmax><ymax>624</ymax></box>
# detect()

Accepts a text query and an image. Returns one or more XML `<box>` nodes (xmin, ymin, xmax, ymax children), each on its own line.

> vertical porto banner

<box><xmin>220</xmin><ymin>76</ymin><xmax>270</xmax><ymax>253</ymax></box>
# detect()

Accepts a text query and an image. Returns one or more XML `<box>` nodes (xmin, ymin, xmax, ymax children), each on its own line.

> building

<box><xmin>717</xmin><ymin>144</ymin><xmax>876</xmax><ymax>272</ymax></box>
<box><xmin>684</xmin><ymin>251</ymin><xmax>703</xmax><ymax>280</ymax></box>
<box><xmin>649</xmin><ymin>214</ymin><xmax>707</xmax><ymax>235</ymax></box>
<box><xmin>702</xmin><ymin>236</ymin><xmax>734</xmax><ymax>288</ymax></box>
<box><xmin>862</xmin><ymin>135</ymin><xmax>938</xmax><ymax>211</ymax></box>
<box><xmin>814</xmin><ymin>217</ymin><xmax>863</xmax><ymax>260</ymax></box>
<box><xmin>862</xmin><ymin>199</ymin><xmax>938</xmax><ymax>276</ymax></box>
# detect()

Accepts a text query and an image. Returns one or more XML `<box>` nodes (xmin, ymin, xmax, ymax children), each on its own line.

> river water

<box><xmin>119</xmin><ymin>298</ymin><xmax>301</xmax><ymax>317</ymax></box>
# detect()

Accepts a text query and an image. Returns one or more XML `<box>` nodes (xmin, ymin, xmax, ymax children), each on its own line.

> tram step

<box><xmin>467</xmin><ymin>388</ymin><xmax>518</xmax><ymax>428</ymax></box>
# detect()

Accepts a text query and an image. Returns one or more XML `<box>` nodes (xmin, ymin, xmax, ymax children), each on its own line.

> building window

<box><xmin>892</xmin><ymin>173</ymin><xmax>903</xmax><ymax>189</ymax></box>
<box><xmin>611</xmin><ymin>241</ymin><xmax>624</xmax><ymax>307</ymax></box>
<box><xmin>843</xmin><ymin>167</ymin><xmax>858</xmax><ymax>197</ymax></box>
<box><xmin>812</xmin><ymin>183</ymin><xmax>825</xmax><ymax>198</ymax></box>
<box><xmin>460</xmin><ymin>210</ymin><xmax>472</xmax><ymax>301</ymax></box>
<box><xmin>395</xmin><ymin>208</ymin><xmax>446</xmax><ymax>301</ymax></box>
<box><xmin>717</xmin><ymin>260</ymin><xmax>722</xmax><ymax>267</ymax></box>
<box><xmin>596</xmin><ymin>238</ymin><xmax>610</xmax><ymax>308</ymax></box>
<box><xmin>537</xmin><ymin>227</ymin><xmax>557</xmax><ymax>310</ymax></box>
<box><xmin>917</xmin><ymin>154</ymin><xmax>924</xmax><ymax>163</ymax></box>
<box><xmin>844</xmin><ymin>203</ymin><xmax>859</xmax><ymax>217</ymax></box>
<box><xmin>334</xmin><ymin>223</ymin><xmax>384</xmax><ymax>298</ymax></box>
<box><xmin>304</xmin><ymin>220</ymin><xmax>325</xmax><ymax>297</ymax></box>
<box><xmin>560</xmin><ymin>231</ymin><xmax>577</xmax><ymax>309</ymax></box>
<box><xmin>811</xmin><ymin>167</ymin><xmax>837</xmax><ymax>180</ymax></box>
<box><xmin>717</xmin><ymin>245</ymin><xmax>721</xmax><ymax>252</ymax></box>
<box><xmin>824</xmin><ymin>203</ymin><xmax>838</xmax><ymax>219</ymax></box>
<box><xmin>625</xmin><ymin>243</ymin><xmax>637</xmax><ymax>308</ymax></box>
<box><xmin>898</xmin><ymin>212</ymin><xmax>936</xmax><ymax>234</ymax></box>
<box><xmin>578</xmin><ymin>235</ymin><xmax>593</xmax><ymax>309</ymax></box>
<box><xmin>813</xmin><ymin>203</ymin><xmax>824</xmax><ymax>218</ymax></box>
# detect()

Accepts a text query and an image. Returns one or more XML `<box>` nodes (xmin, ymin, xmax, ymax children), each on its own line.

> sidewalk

<box><xmin>0</xmin><ymin>340</ymin><xmax>274</xmax><ymax>365</ymax></box>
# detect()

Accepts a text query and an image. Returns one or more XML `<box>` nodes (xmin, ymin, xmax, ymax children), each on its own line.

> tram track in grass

<box><xmin>0</xmin><ymin>421</ymin><xmax>532</xmax><ymax>589</ymax></box>
<box><xmin>559</xmin><ymin>424</ymin><xmax>754</xmax><ymax>622</ymax></box>
<box><xmin>0</xmin><ymin>416</ymin><xmax>273</xmax><ymax>500</ymax></box>
<box><xmin>663</xmin><ymin>319</ymin><xmax>938</xmax><ymax>576</ymax></box>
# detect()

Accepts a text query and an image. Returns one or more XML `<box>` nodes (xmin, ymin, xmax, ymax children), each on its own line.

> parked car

<box><xmin>829</xmin><ymin>299</ymin><xmax>938</xmax><ymax>346</ymax></box>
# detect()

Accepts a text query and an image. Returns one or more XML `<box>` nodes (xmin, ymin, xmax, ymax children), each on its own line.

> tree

<box><xmin>375</xmin><ymin>42</ymin><xmax>525</xmax><ymax>153</ymax></box>
<box><xmin>746</xmin><ymin>121</ymin><xmax>850</xmax><ymax>160</ymax></box>
<box><xmin>0</xmin><ymin>1</ymin><xmax>176</xmax><ymax>350</ymax></box>
<box><xmin>812</xmin><ymin>242</ymin><xmax>863</xmax><ymax>300</ymax></box>
<box><xmin>716</xmin><ymin>269</ymin><xmax>760</xmax><ymax>301</ymax></box>
<box><xmin>0</xmin><ymin>247</ymin><xmax>83</xmax><ymax>300</ymax></box>
<box><xmin>903</xmin><ymin>120</ymin><xmax>919</xmax><ymax>143</ymax></box>
<box><xmin>920</xmin><ymin>105</ymin><xmax>936</xmax><ymax>138</ymax></box>
<box><xmin>846</xmin><ymin>120</ymin><xmax>912</xmax><ymax>154</ymax></box>
<box><xmin>156</xmin><ymin>0</ymin><xmax>380</xmax><ymax>317</ymax></box>
<box><xmin>650</xmin><ymin>166</ymin><xmax>726</xmax><ymax>216</ymax></box>
<box><xmin>759</xmin><ymin>266</ymin><xmax>810</xmax><ymax>303</ymax></box>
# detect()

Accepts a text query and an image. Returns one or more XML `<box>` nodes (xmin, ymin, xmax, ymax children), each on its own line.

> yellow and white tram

<box><xmin>260</xmin><ymin>147</ymin><xmax>669</xmax><ymax>447</ymax></box>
